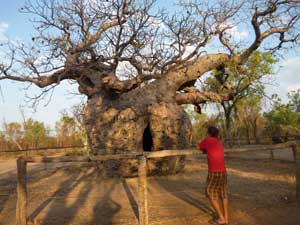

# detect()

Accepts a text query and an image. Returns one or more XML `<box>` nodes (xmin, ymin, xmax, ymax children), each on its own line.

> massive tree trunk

<box><xmin>84</xmin><ymin>78</ymin><xmax>192</xmax><ymax>176</ymax></box>
<box><xmin>76</xmin><ymin>54</ymin><xmax>231</xmax><ymax>176</ymax></box>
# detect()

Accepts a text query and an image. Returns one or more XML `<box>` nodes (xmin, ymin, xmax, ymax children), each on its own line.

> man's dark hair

<box><xmin>208</xmin><ymin>126</ymin><xmax>219</xmax><ymax>137</ymax></box>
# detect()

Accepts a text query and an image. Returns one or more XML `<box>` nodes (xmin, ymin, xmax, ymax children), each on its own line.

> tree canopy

<box><xmin>0</xmin><ymin>0</ymin><xmax>299</xmax><ymax>106</ymax></box>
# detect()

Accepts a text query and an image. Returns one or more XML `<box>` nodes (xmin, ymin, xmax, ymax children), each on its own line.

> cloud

<box><xmin>228</xmin><ymin>26</ymin><xmax>248</xmax><ymax>40</ymax></box>
<box><xmin>265</xmin><ymin>56</ymin><xmax>300</xmax><ymax>102</ymax></box>
<box><xmin>287</xmin><ymin>84</ymin><xmax>300</xmax><ymax>92</ymax></box>
<box><xmin>0</xmin><ymin>22</ymin><xmax>9</xmax><ymax>43</ymax></box>
<box><xmin>218</xmin><ymin>22</ymin><xmax>249</xmax><ymax>41</ymax></box>
<box><xmin>277</xmin><ymin>57</ymin><xmax>300</xmax><ymax>87</ymax></box>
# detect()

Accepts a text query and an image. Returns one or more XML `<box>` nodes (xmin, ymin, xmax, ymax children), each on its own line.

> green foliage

<box><xmin>56</xmin><ymin>114</ymin><xmax>77</xmax><ymax>136</ymax></box>
<box><xmin>184</xmin><ymin>105</ymin><xmax>222</xmax><ymax>144</ymax></box>
<box><xmin>287</xmin><ymin>89</ymin><xmax>300</xmax><ymax>112</ymax></box>
<box><xmin>23</xmin><ymin>118</ymin><xmax>47</xmax><ymax>147</ymax></box>
<box><xmin>264</xmin><ymin>91</ymin><xmax>300</xmax><ymax>137</ymax></box>
<box><xmin>265</xmin><ymin>106</ymin><xmax>299</xmax><ymax>126</ymax></box>
<box><xmin>206</xmin><ymin>89</ymin><xmax>300</xmax><ymax>144</ymax></box>
<box><xmin>207</xmin><ymin>51</ymin><xmax>278</xmax><ymax>98</ymax></box>
<box><xmin>237</xmin><ymin>95</ymin><xmax>263</xmax><ymax>116</ymax></box>
<box><xmin>0</xmin><ymin>108</ymin><xmax>86</xmax><ymax>150</ymax></box>
<box><xmin>55</xmin><ymin>112</ymin><xmax>85</xmax><ymax>146</ymax></box>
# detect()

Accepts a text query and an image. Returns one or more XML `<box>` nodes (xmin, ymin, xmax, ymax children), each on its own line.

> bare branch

<box><xmin>239</xmin><ymin>0</ymin><xmax>300</xmax><ymax>62</ymax></box>
<box><xmin>0</xmin><ymin>68</ymin><xmax>72</xmax><ymax>88</ymax></box>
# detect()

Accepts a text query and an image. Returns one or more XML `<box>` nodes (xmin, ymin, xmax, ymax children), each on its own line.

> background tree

<box><xmin>203</xmin><ymin>51</ymin><xmax>277</xmax><ymax>146</ymax></box>
<box><xmin>23</xmin><ymin>118</ymin><xmax>47</xmax><ymax>148</ymax></box>
<box><xmin>0</xmin><ymin>131</ymin><xmax>6</xmax><ymax>150</ymax></box>
<box><xmin>0</xmin><ymin>0</ymin><xmax>299</xmax><ymax>174</ymax></box>
<box><xmin>264</xmin><ymin>92</ymin><xmax>300</xmax><ymax>142</ymax></box>
<box><xmin>0</xmin><ymin>114</ymin><xmax>85</xmax><ymax>152</ymax></box>
<box><xmin>3</xmin><ymin>122</ymin><xmax>23</xmax><ymax>150</ymax></box>
<box><xmin>236</xmin><ymin>95</ymin><xmax>265</xmax><ymax>144</ymax></box>
<box><xmin>55</xmin><ymin>113</ymin><xmax>82</xmax><ymax>147</ymax></box>
<box><xmin>287</xmin><ymin>90</ymin><xmax>300</xmax><ymax>112</ymax></box>
<box><xmin>70</xmin><ymin>103</ymin><xmax>87</xmax><ymax>147</ymax></box>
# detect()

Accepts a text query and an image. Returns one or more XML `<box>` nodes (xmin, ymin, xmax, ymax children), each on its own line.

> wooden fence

<box><xmin>16</xmin><ymin>141</ymin><xmax>300</xmax><ymax>225</ymax></box>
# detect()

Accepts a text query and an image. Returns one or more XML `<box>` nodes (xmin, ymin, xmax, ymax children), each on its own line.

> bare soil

<box><xmin>0</xmin><ymin>149</ymin><xmax>299</xmax><ymax>225</ymax></box>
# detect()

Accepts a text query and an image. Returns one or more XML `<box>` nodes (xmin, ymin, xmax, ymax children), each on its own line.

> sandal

<box><xmin>208</xmin><ymin>218</ymin><xmax>227</xmax><ymax>225</ymax></box>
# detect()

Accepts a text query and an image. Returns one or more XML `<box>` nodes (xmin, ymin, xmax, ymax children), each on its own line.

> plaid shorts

<box><xmin>206</xmin><ymin>171</ymin><xmax>228</xmax><ymax>200</ymax></box>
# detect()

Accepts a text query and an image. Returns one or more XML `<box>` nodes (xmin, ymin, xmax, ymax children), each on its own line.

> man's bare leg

<box><xmin>209</xmin><ymin>197</ymin><xmax>226</xmax><ymax>224</ymax></box>
<box><xmin>222</xmin><ymin>198</ymin><xmax>228</xmax><ymax>224</ymax></box>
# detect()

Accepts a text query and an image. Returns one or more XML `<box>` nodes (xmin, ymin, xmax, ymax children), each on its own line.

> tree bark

<box><xmin>83</xmin><ymin>79</ymin><xmax>192</xmax><ymax>176</ymax></box>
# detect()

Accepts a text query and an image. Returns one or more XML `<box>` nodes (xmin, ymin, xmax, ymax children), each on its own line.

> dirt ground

<box><xmin>0</xmin><ymin>148</ymin><xmax>300</xmax><ymax>225</ymax></box>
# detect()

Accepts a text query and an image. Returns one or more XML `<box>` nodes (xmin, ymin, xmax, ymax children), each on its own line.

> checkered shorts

<box><xmin>206</xmin><ymin>171</ymin><xmax>228</xmax><ymax>199</ymax></box>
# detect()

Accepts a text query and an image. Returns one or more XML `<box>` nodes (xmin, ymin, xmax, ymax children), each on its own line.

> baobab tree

<box><xmin>0</xmin><ymin>0</ymin><xmax>299</xmax><ymax>175</ymax></box>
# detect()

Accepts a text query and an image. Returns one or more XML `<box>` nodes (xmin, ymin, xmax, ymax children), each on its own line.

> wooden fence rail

<box><xmin>16</xmin><ymin>141</ymin><xmax>300</xmax><ymax>225</ymax></box>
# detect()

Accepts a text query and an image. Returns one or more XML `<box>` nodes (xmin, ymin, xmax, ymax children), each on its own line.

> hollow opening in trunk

<box><xmin>143</xmin><ymin>124</ymin><xmax>153</xmax><ymax>152</ymax></box>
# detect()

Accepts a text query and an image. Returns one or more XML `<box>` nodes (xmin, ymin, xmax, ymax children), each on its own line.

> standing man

<box><xmin>198</xmin><ymin>126</ymin><xmax>228</xmax><ymax>225</ymax></box>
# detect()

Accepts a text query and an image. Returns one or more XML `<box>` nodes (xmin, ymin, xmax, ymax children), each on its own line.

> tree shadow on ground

<box><xmin>0</xmin><ymin>171</ymin><xmax>16</xmax><ymax>214</ymax></box>
<box><xmin>91</xmin><ymin>180</ymin><xmax>121</xmax><ymax>225</ymax></box>
<box><xmin>122</xmin><ymin>179</ymin><xmax>139</xmax><ymax>219</ymax></box>
<box><xmin>0</xmin><ymin>164</ymin><xmax>60</xmax><ymax>215</ymax></box>
<box><xmin>29</xmin><ymin>167</ymin><xmax>122</xmax><ymax>225</ymax></box>
<box><xmin>29</xmin><ymin>168</ymin><xmax>97</xmax><ymax>224</ymax></box>
<box><xmin>0</xmin><ymin>161</ymin><xmax>125</xmax><ymax>225</ymax></box>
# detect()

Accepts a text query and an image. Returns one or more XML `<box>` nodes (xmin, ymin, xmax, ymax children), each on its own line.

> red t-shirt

<box><xmin>198</xmin><ymin>136</ymin><xmax>226</xmax><ymax>172</ymax></box>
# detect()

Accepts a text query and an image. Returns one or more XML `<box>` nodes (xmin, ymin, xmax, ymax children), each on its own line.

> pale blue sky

<box><xmin>0</xmin><ymin>0</ymin><xmax>86</xmax><ymax>127</ymax></box>
<box><xmin>0</xmin><ymin>0</ymin><xmax>300</xmax><ymax>128</ymax></box>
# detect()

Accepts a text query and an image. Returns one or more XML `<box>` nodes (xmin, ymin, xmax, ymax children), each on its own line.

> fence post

<box><xmin>270</xmin><ymin>150</ymin><xmax>274</xmax><ymax>160</ymax></box>
<box><xmin>16</xmin><ymin>158</ymin><xmax>27</xmax><ymax>225</ymax></box>
<box><xmin>292</xmin><ymin>143</ymin><xmax>300</xmax><ymax>204</ymax></box>
<box><xmin>297</xmin><ymin>161</ymin><xmax>300</xmax><ymax>205</ymax></box>
<box><xmin>292</xmin><ymin>143</ymin><xmax>300</xmax><ymax>161</ymax></box>
<box><xmin>138</xmin><ymin>155</ymin><xmax>148</xmax><ymax>225</ymax></box>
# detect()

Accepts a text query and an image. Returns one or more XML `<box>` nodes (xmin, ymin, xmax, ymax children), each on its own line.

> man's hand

<box><xmin>199</xmin><ymin>148</ymin><xmax>207</xmax><ymax>154</ymax></box>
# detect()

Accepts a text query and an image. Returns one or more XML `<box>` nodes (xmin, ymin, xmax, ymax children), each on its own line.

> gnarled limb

<box><xmin>101</xmin><ymin>71</ymin><xmax>164</xmax><ymax>93</ymax></box>
<box><xmin>166</xmin><ymin>53</ymin><xmax>231</xmax><ymax>91</ymax></box>
<box><xmin>102</xmin><ymin>74</ymin><xmax>143</xmax><ymax>92</ymax></box>
<box><xmin>176</xmin><ymin>89</ymin><xmax>232</xmax><ymax>105</ymax></box>
<box><xmin>0</xmin><ymin>68</ymin><xmax>73</xmax><ymax>88</ymax></box>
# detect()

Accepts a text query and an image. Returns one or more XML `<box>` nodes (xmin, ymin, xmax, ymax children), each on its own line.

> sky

<box><xmin>0</xmin><ymin>0</ymin><xmax>85</xmax><ymax>128</ymax></box>
<box><xmin>0</xmin><ymin>0</ymin><xmax>300</xmax><ymax>128</ymax></box>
